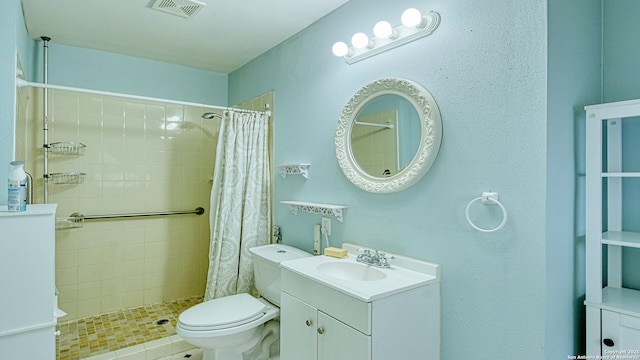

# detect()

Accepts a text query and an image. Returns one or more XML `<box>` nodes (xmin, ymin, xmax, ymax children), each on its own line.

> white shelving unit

<box><xmin>584</xmin><ymin>99</ymin><xmax>640</xmax><ymax>355</ymax></box>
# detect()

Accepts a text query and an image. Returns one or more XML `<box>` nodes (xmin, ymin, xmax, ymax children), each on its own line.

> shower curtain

<box><xmin>204</xmin><ymin>110</ymin><xmax>271</xmax><ymax>300</ymax></box>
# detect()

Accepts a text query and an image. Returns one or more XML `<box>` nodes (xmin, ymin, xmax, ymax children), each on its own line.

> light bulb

<box><xmin>351</xmin><ymin>32</ymin><xmax>371</xmax><ymax>49</ymax></box>
<box><xmin>332</xmin><ymin>41</ymin><xmax>349</xmax><ymax>57</ymax></box>
<box><xmin>401</xmin><ymin>8</ymin><xmax>424</xmax><ymax>28</ymax></box>
<box><xmin>373</xmin><ymin>21</ymin><xmax>393</xmax><ymax>38</ymax></box>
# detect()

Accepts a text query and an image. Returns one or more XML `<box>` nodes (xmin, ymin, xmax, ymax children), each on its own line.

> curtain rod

<box><xmin>16</xmin><ymin>79</ymin><xmax>271</xmax><ymax>116</ymax></box>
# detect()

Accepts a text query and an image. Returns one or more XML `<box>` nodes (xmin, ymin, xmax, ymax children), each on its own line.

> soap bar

<box><xmin>324</xmin><ymin>247</ymin><xmax>348</xmax><ymax>258</ymax></box>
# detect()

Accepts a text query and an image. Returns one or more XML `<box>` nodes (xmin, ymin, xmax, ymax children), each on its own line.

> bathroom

<box><xmin>3</xmin><ymin>0</ymin><xmax>640</xmax><ymax>359</ymax></box>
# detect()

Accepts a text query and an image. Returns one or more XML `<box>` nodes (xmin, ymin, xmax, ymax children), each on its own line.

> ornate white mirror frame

<box><xmin>335</xmin><ymin>78</ymin><xmax>442</xmax><ymax>193</ymax></box>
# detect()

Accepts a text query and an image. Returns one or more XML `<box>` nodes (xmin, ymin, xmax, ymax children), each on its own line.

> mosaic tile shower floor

<box><xmin>56</xmin><ymin>296</ymin><xmax>203</xmax><ymax>360</ymax></box>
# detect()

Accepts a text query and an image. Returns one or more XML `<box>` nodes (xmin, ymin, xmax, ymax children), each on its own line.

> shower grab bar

<box><xmin>75</xmin><ymin>207</ymin><xmax>205</xmax><ymax>221</ymax></box>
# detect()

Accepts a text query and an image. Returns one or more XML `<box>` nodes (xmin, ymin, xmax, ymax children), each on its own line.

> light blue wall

<box><xmin>603</xmin><ymin>1</ymin><xmax>640</xmax><ymax>103</ymax></box>
<box><xmin>34</xmin><ymin>43</ymin><xmax>228</xmax><ymax>105</ymax></box>
<box><xmin>547</xmin><ymin>0</ymin><xmax>602</xmax><ymax>356</ymax></box>
<box><xmin>15</xmin><ymin>3</ymin><xmax>37</xmax><ymax>82</ymax></box>
<box><xmin>0</xmin><ymin>0</ymin><xmax>33</xmax><ymax>205</ymax></box>
<box><xmin>230</xmin><ymin>0</ymin><xmax>557</xmax><ymax>358</ymax></box>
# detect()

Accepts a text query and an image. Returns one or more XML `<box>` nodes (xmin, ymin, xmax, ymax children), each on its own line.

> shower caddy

<box><xmin>38</xmin><ymin>38</ymin><xmax>88</xmax><ymax>230</ymax></box>
<box><xmin>39</xmin><ymin>37</ymin><xmax>88</xmax><ymax>230</ymax></box>
<box><xmin>584</xmin><ymin>98</ymin><xmax>640</xmax><ymax>355</ymax></box>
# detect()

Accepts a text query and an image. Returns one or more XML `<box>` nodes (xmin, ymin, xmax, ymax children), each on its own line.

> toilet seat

<box><xmin>178</xmin><ymin>293</ymin><xmax>266</xmax><ymax>331</ymax></box>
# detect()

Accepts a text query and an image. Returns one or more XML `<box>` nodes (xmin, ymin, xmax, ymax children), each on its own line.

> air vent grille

<box><xmin>150</xmin><ymin>0</ymin><xmax>206</xmax><ymax>19</ymax></box>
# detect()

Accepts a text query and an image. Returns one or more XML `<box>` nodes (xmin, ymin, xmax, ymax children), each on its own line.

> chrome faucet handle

<box><xmin>356</xmin><ymin>248</ymin><xmax>374</xmax><ymax>265</ymax></box>
<box><xmin>374</xmin><ymin>251</ymin><xmax>392</xmax><ymax>268</ymax></box>
<box><xmin>357</xmin><ymin>249</ymin><xmax>372</xmax><ymax>258</ymax></box>
<box><xmin>378</xmin><ymin>255</ymin><xmax>390</xmax><ymax>268</ymax></box>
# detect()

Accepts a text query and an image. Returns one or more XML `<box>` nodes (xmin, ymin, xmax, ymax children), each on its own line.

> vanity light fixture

<box><xmin>332</xmin><ymin>7</ymin><xmax>441</xmax><ymax>64</ymax></box>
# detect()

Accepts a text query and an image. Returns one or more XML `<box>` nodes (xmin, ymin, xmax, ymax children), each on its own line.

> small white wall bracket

<box><xmin>277</xmin><ymin>163</ymin><xmax>310</xmax><ymax>179</ymax></box>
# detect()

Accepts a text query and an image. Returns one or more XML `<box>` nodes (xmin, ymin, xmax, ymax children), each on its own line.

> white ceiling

<box><xmin>20</xmin><ymin>0</ymin><xmax>349</xmax><ymax>73</ymax></box>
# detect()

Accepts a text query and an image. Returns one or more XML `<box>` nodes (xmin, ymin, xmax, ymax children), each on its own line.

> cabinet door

<box><xmin>602</xmin><ymin>310</ymin><xmax>640</xmax><ymax>352</ymax></box>
<box><xmin>318</xmin><ymin>311</ymin><xmax>371</xmax><ymax>360</ymax></box>
<box><xmin>281</xmin><ymin>292</ymin><xmax>317</xmax><ymax>360</ymax></box>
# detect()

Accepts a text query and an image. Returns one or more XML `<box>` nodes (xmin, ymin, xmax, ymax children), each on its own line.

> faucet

<box><xmin>356</xmin><ymin>249</ymin><xmax>391</xmax><ymax>268</ymax></box>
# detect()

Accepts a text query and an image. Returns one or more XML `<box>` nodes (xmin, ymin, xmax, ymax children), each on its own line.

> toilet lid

<box><xmin>179</xmin><ymin>293</ymin><xmax>266</xmax><ymax>330</ymax></box>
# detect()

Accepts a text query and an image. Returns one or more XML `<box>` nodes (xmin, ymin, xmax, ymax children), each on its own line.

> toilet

<box><xmin>176</xmin><ymin>244</ymin><xmax>311</xmax><ymax>360</ymax></box>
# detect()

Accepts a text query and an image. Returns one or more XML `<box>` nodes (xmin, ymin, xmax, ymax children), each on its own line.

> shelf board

<box><xmin>585</xmin><ymin>98</ymin><xmax>640</xmax><ymax>119</ymax></box>
<box><xmin>585</xmin><ymin>287</ymin><xmax>640</xmax><ymax>318</ymax></box>
<box><xmin>602</xmin><ymin>231</ymin><xmax>640</xmax><ymax>249</ymax></box>
<box><xmin>280</xmin><ymin>201</ymin><xmax>347</xmax><ymax>222</ymax></box>
<box><xmin>602</xmin><ymin>172</ymin><xmax>640</xmax><ymax>178</ymax></box>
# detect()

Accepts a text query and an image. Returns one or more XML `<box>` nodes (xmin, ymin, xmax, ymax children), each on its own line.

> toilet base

<box><xmin>195</xmin><ymin>326</ymin><xmax>260</xmax><ymax>360</ymax></box>
<box><xmin>199</xmin><ymin>320</ymin><xmax>280</xmax><ymax>360</ymax></box>
<box><xmin>202</xmin><ymin>347</ymin><xmax>249</xmax><ymax>360</ymax></box>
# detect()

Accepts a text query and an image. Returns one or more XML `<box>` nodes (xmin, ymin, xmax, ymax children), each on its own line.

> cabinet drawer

<box><xmin>282</xmin><ymin>268</ymin><xmax>372</xmax><ymax>334</ymax></box>
<box><xmin>602</xmin><ymin>310</ymin><xmax>640</xmax><ymax>351</ymax></box>
<box><xmin>620</xmin><ymin>313</ymin><xmax>640</xmax><ymax>330</ymax></box>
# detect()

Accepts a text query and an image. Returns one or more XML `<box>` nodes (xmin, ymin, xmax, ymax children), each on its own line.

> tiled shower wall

<box><xmin>16</xmin><ymin>87</ymin><xmax>218</xmax><ymax>320</ymax></box>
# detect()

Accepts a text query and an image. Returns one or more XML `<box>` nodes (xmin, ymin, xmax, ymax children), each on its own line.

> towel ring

<box><xmin>465</xmin><ymin>192</ymin><xmax>507</xmax><ymax>233</ymax></box>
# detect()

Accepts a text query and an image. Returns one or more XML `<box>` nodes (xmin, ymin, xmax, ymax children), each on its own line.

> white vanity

<box><xmin>0</xmin><ymin>204</ymin><xmax>59</xmax><ymax>359</ymax></box>
<box><xmin>280</xmin><ymin>243</ymin><xmax>441</xmax><ymax>360</ymax></box>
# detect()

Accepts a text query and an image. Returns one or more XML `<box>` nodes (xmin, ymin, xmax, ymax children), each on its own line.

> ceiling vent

<box><xmin>150</xmin><ymin>0</ymin><xmax>206</xmax><ymax>19</ymax></box>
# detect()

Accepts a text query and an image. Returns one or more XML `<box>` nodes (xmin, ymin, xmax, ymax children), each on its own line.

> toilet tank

<box><xmin>249</xmin><ymin>244</ymin><xmax>311</xmax><ymax>306</ymax></box>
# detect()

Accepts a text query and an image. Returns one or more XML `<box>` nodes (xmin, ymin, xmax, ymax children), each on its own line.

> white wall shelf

<box><xmin>280</xmin><ymin>201</ymin><xmax>347</xmax><ymax>222</ymax></box>
<box><xmin>277</xmin><ymin>163</ymin><xmax>310</xmax><ymax>179</ymax></box>
<box><xmin>585</xmin><ymin>98</ymin><xmax>640</xmax><ymax>355</ymax></box>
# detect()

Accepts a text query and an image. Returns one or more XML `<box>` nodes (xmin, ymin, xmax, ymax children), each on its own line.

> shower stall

<box><xmin>15</xmin><ymin>78</ymin><xmax>274</xmax><ymax>359</ymax></box>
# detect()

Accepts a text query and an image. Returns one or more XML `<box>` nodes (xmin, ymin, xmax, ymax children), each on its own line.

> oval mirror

<box><xmin>335</xmin><ymin>78</ymin><xmax>442</xmax><ymax>193</ymax></box>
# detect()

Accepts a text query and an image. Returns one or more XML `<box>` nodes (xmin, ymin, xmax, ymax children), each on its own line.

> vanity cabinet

<box><xmin>0</xmin><ymin>204</ymin><xmax>58</xmax><ymax>360</ymax></box>
<box><xmin>584</xmin><ymin>99</ymin><xmax>640</xmax><ymax>355</ymax></box>
<box><xmin>281</xmin><ymin>292</ymin><xmax>370</xmax><ymax>360</ymax></box>
<box><xmin>280</xmin><ymin>263</ymin><xmax>440</xmax><ymax>360</ymax></box>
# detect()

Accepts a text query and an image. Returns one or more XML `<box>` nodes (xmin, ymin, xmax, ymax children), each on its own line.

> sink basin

<box><xmin>281</xmin><ymin>244</ymin><xmax>441</xmax><ymax>301</ymax></box>
<box><xmin>316</xmin><ymin>261</ymin><xmax>387</xmax><ymax>281</ymax></box>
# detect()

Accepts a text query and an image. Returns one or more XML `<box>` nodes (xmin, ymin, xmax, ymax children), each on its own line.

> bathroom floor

<box><xmin>56</xmin><ymin>296</ymin><xmax>203</xmax><ymax>360</ymax></box>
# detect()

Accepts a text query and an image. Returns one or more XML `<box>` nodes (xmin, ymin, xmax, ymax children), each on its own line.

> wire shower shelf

<box><xmin>46</xmin><ymin>142</ymin><xmax>86</xmax><ymax>156</ymax></box>
<box><xmin>47</xmin><ymin>172</ymin><xmax>87</xmax><ymax>185</ymax></box>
